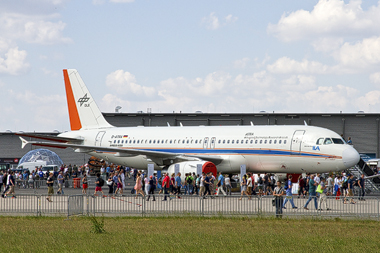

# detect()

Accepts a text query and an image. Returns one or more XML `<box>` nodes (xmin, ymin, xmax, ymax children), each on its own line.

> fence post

<box><xmin>142</xmin><ymin>194</ymin><xmax>145</xmax><ymax>217</ymax></box>
<box><xmin>201</xmin><ymin>196</ymin><xmax>204</xmax><ymax>216</ymax></box>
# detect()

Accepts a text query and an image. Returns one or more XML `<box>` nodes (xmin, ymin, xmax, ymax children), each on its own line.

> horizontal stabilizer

<box><xmin>16</xmin><ymin>133</ymin><xmax>83</xmax><ymax>143</ymax></box>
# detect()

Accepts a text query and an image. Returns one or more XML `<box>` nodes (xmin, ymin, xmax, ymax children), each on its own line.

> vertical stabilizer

<box><xmin>63</xmin><ymin>69</ymin><xmax>113</xmax><ymax>130</ymax></box>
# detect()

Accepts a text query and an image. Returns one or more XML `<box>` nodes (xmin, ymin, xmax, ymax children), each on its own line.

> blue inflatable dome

<box><xmin>19</xmin><ymin>149</ymin><xmax>63</xmax><ymax>166</ymax></box>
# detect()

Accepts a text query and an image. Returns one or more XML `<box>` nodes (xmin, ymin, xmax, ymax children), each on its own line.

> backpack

<box><xmin>187</xmin><ymin>177</ymin><xmax>193</xmax><ymax>185</ymax></box>
<box><xmin>284</xmin><ymin>180</ymin><xmax>289</xmax><ymax>190</ymax></box>
<box><xmin>342</xmin><ymin>179</ymin><xmax>348</xmax><ymax>188</ymax></box>
<box><xmin>99</xmin><ymin>178</ymin><xmax>105</xmax><ymax>187</ymax></box>
<box><xmin>258</xmin><ymin>176</ymin><xmax>263</xmax><ymax>184</ymax></box>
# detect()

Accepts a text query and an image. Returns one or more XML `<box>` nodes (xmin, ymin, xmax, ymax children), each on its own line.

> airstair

<box><xmin>349</xmin><ymin>158</ymin><xmax>380</xmax><ymax>194</ymax></box>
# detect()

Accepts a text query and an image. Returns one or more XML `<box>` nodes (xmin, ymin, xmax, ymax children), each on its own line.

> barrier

<box><xmin>67</xmin><ymin>195</ymin><xmax>84</xmax><ymax>218</ymax></box>
<box><xmin>0</xmin><ymin>194</ymin><xmax>379</xmax><ymax>219</ymax></box>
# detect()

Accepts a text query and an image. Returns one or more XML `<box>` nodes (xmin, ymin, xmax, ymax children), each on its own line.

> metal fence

<box><xmin>0</xmin><ymin>194</ymin><xmax>379</xmax><ymax>220</ymax></box>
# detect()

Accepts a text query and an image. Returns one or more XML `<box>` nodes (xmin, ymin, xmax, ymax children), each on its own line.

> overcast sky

<box><xmin>1</xmin><ymin>0</ymin><xmax>380</xmax><ymax>132</ymax></box>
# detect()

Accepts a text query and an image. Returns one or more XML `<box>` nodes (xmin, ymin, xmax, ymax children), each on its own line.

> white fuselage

<box><xmin>59</xmin><ymin>125</ymin><xmax>360</xmax><ymax>174</ymax></box>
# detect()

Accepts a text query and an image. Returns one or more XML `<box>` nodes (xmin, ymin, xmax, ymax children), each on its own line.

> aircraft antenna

<box><xmin>304</xmin><ymin>120</ymin><xmax>308</xmax><ymax>126</ymax></box>
<box><xmin>167</xmin><ymin>122</ymin><xmax>171</xmax><ymax>127</ymax></box>
<box><xmin>250</xmin><ymin>121</ymin><xmax>254</xmax><ymax>126</ymax></box>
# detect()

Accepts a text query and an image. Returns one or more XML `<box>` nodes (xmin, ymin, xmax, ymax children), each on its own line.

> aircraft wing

<box><xmin>16</xmin><ymin>133</ymin><xmax>83</xmax><ymax>143</ymax></box>
<box><xmin>19</xmin><ymin>137</ymin><xmax>223</xmax><ymax>165</ymax></box>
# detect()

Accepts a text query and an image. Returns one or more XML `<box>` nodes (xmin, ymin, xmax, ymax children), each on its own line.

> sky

<box><xmin>1</xmin><ymin>0</ymin><xmax>380</xmax><ymax>132</ymax></box>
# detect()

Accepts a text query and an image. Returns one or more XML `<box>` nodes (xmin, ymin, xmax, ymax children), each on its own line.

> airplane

<box><xmin>18</xmin><ymin>69</ymin><xmax>360</xmax><ymax>178</ymax></box>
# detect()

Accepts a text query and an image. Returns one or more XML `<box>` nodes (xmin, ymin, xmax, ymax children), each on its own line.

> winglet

<box><xmin>20</xmin><ymin>137</ymin><xmax>29</xmax><ymax>149</ymax></box>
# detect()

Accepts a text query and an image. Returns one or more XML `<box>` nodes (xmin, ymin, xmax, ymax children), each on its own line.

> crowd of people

<box><xmin>272</xmin><ymin>172</ymin><xmax>365</xmax><ymax>217</ymax></box>
<box><xmin>0</xmin><ymin>162</ymin><xmax>368</xmax><ymax>209</ymax></box>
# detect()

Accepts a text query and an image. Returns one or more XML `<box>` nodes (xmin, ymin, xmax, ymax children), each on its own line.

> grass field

<box><xmin>0</xmin><ymin>216</ymin><xmax>379</xmax><ymax>252</ymax></box>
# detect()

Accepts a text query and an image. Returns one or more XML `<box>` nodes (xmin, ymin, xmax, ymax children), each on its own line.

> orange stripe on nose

<box><xmin>63</xmin><ymin>69</ymin><xmax>82</xmax><ymax>130</ymax></box>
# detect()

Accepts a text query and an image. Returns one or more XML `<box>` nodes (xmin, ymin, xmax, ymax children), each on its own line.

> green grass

<box><xmin>0</xmin><ymin>216</ymin><xmax>379</xmax><ymax>252</ymax></box>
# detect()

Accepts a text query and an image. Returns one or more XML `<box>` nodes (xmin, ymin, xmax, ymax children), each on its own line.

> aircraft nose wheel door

<box><xmin>290</xmin><ymin>130</ymin><xmax>305</xmax><ymax>155</ymax></box>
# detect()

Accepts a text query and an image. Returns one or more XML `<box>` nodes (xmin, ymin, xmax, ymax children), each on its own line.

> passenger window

<box><xmin>255</xmin><ymin>140</ymin><xmax>257</xmax><ymax>144</ymax></box>
<box><xmin>195</xmin><ymin>140</ymin><xmax>197</xmax><ymax>144</ymax></box>
<box><xmin>117</xmin><ymin>140</ymin><xmax>120</xmax><ymax>144</ymax></box>
<box><xmin>149</xmin><ymin>140</ymin><xmax>152</xmax><ymax>144</ymax></box>
<box><xmin>153</xmin><ymin>140</ymin><xmax>156</xmax><ymax>144</ymax></box>
<box><xmin>279</xmin><ymin>140</ymin><xmax>282</xmax><ymax>144</ymax></box>
<box><xmin>133</xmin><ymin>140</ymin><xmax>135</xmax><ymax>144</ymax></box>
<box><xmin>316</xmin><ymin>138</ymin><xmax>324</xmax><ymax>145</ymax></box>
<box><xmin>284</xmin><ymin>140</ymin><xmax>287</xmax><ymax>144</ymax></box>
<box><xmin>232</xmin><ymin>140</ymin><xmax>234</xmax><ymax>144</ymax></box>
<box><xmin>170</xmin><ymin>140</ymin><xmax>172</xmax><ymax>144</ymax></box>
<box><xmin>250</xmin><ymin>140</ymin><xmax>253</xmax><ymax>144</ymax></box>
<box><xmin>218</xmin><ymin>140</ymin><xmax>221</xmax><ymax>144</ymax></box>
<box><xmin>274</xmin><ymin>140</ymin><xmax>277</xmax><ymax>144</ymax></box>
<box><xmin>260</xmin><ymin>140</ymin><xmax>262</xmax><ymax>144</ymax></box>
<box><xmin>227</xmin><ymin>140</ymin><xmax>230</xmax><ymax>144</ymax></box>
<box><xmin>236</xmin><ymin>140</ymin><xmax>239</xmax><ymax>144</ymax></box>
<box><xmin>223</xmin><ymin>140</ymin><xmax>225</xmax><ymax>144</ymax></box>
<box><xmin>269</xmin><ymin>140</ymin><xmax>272</xmax><ymax>144</ymax></box>
<box><xmin>264</xmin><ymin>140</ymin><xmax>267</xmax><ymax>144</ymax></box>
<box><xmin>187</xmin><ymin>140</ymin><xmax>189</xmax><ymax>144</ymax></box>
<box><xmin>324</xmin><ymin>138</ymin><xmax>333</xmax><ymax>145</ymax></box>
<box><xmin>246</xmin><ymin>140</ymin><xmax>248</xmax><ymax>144</ymax></box>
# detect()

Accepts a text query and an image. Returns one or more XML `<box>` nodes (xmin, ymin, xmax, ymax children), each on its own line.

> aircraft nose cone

<box><xmin>342</xmin><ymin>147</ymin><xmax>360</xmax><ymax>168</ymax></box>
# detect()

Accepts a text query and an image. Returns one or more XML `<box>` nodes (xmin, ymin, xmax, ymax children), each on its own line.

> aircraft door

<box><xmin>290</xmin><ymin>130</ymin><xmax>305</xmax><ymax>154</ymax></box>
<box><xmin>203</xmin><ymin>137</ymin><xmax>209</xmax><ymax>149</ymax></box>
<box><xmin>95</xmin><ymin>131</ymin><xmax>106</xmax><ymax>146</ymax></box>
<box><xmin>210</xmin><ymin>137</ymin><xmax>216</xmax><ymax>149</ymax></box>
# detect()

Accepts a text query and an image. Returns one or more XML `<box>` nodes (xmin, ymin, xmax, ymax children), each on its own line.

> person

<box><xmin>326</xmin><ymin>174</ymin><xmax>333</xmax><ymax>196</ymax></box>
<box><xmin>334</xmin><ymin>175</ymin><xmax>341</xmax><ymax>199</ymax></box>
<box><xmin>317</xmin><ymin>177</ymin><xmax>331</xmax><ymax>211</ymax></box>
<box><xmin>2</xmin><ymin>171</ymin><xmax>15</xmax><ymax>198</ymax></box>
<box><xmin>304</xmin><ymin>175</ymin><xmax>318</xmax><ymax>210</ymax></box>
<box><xmin>186</xmin><ymin>173</ymin><xmax>193</xmax><ymax>195</ymax></box>
<box><xmin>347</xmin><ymin>137</ymin><xmax>352</xmax><ymax>145</ymax></box>
<box><xmin>273</xmin><ymin>181</ymin><xmax>285</xmax><ymax>218</ymax></box>
<box><xmin>239</xmin><ymin>174</ymin><xmax>249</xmax><ymax>200</ymax></box>
<box><xmin>81</xmin><ymin>173</ymin><xmax>88</xmax><ymax>194</ymax></box>
<box><xmin>358</xmin><ymin>174</ymin><xmax>365</xmax><ymax>201</ymax></box>
<box><xmin>175</xmin><ymin>172</ymin><xmax>182</xmax><ymax>198</ymax></box>
<box><xmin>94</xmin><ymin>173</ymin><xmax>105</xmax><ymax>197</ymax></box>
<box><xmin>134</xmin><ymin>173</ymin><xmax>144</xmax><ymax>198</ymax></box>
<box><xmin>146</xmin><ymin>175</ymin><xmax>156</xmax><ymax>201</ymax></box>
<box><xmin>46</xmin><ymin>172</ymin><xmax>54</xmax><ymax>202</ymax></box>
<box><xmin>112</xmin><ymin>171</ymin><xmax>119</xmax><ymax>194</ymax></box>
<box><xmin>162</xmin><ymin>173</ymin><xmax>170</xmax><ymax>201</ymax></box>
<box><xmin>345</xmin><ymin>174</ymin><xmax>356</xmax><ymax>204</ymax></box>
<box><xmin>107</xmin><ymin>173</ymin><xmax>114</xmax><ymax>195</ymax></box>
<box><xmin>195</xmin><ymin>174</ymin><xmax>200</xmax><ymax>195</ymax></box>
<box><xmin>170</xmin><ymin>173</ymin><xmax>176</xmax><ymax>194</ymax></box>
<box><xmin>204</xmin><ymin>173</ymin><xmax>212</xmax><ymax>197</ymax></box>
<box><xmin>57</xmin><ymin>171</ymin><xmax>65</xmax><ymax>195</ymax></box>
<box><xmin>216</xmin><ymin>171</ymin><xmax>227</xmax><ymax>196</ymax></box>
<box><xmin>199</xmin><ymin>173</ymin><xmax>206</xmax><ymax>197</ymax></box>
<box><xmin>192</xmin><ymin>172</ymin><xmax>197</xmax><ymax>195</ymax></box>
<box><xmin>282</xmin><ymin>175</ymin><xmax>297</xmax><ymax>209</ymax></box>
<box><xmin>263</xmin><ymin>173</ymin><xmax>270</xmax><ymax>195</ymax></box>
<box><xmin>297</xmin><ymin>175</ymin><xmax>306</xmax><ymax>198</ymax></box>
<box><xmin>257</xmin><ymin>174</ymin><xmax>263</xmax><ymax>196</ymax></box>
<box><xmin>115</xmin><ymin>172</ymin><xmax>123</xmax><ymax>195</ymax></box>
<box><xmin>225</xmin><ymin>174</ymin><xmax>232</xmax><ymax>195</ymax></box>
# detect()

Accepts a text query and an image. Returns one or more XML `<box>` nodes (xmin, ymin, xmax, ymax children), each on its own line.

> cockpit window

<box><xmin>316</xmin><ymin>138</ymin><xmax>324</xmax><ymax>145</ymax></box>
<box><xmin>332</xmin><ymin>138</ymin><xmax>345</xmax><ymax>144</ymax></box>
<box><xmin>324</xmin><ymin>138</ymin><xmax>333</xmax><ymax>145</ymax></box>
